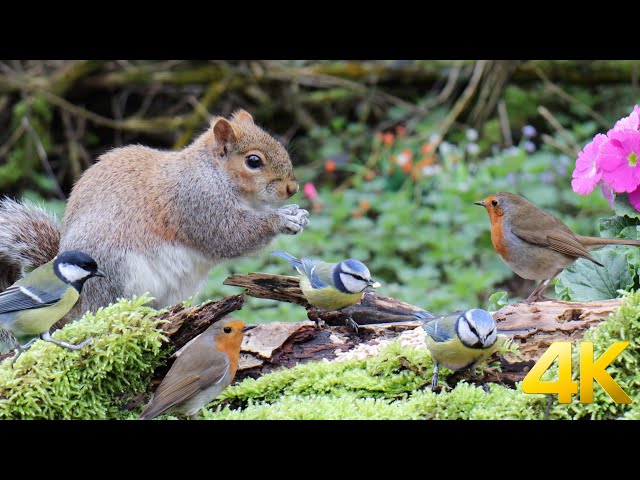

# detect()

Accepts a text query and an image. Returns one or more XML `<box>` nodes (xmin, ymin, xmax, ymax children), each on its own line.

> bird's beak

<box><xmin>368</xmin><ymin>281</ymin><xmax>381</xmax><ymax>289</ymax></box>
<box><xmin>473</xmin><ymin>200</ymin><xmax>485</xmax><ymax>207</ymax></box>
<box><xmin>243</xmin><ymin>325</ymin><xmax>257</xmax><ymax>332</ymax></box>
<box><xmin>94</xmin><ymin>269</ymin><xmax>106</xmax><ymax>278</ymax></box>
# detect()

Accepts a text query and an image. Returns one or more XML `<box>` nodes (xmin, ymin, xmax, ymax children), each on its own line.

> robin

<box><xmin>139</xmin><ymin>318</ymin><xmax>255</xmax><ymax>420</ymax></box>
<box><xmin>475</xmin><ymin>192</ymin><xmax>640</xmax><ymax>302</ymax></box>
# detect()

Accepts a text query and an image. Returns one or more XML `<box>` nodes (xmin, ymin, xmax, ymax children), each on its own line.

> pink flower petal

<box><xmin>303</xmin><ymin>182</ymin><xmax>318</xmax><ymax>201</ymax></box>
<box><xmin>600</xmin><ymin>130</ymin><xmax>640</xmax><ymax>192</ymax></box>
<box><xmin>601</xmin><ymin>182</ymin><xmax>615</xmax><ymax>208</ymax></box>
<box><xmin>629</xmin><ymin>186</ymin><xmax>640</xmax><ymax>212</ymax></box>
<box><xmin>571</xmin><ymin>133</ymin><xmax>606</xmax><ymax>194</ymax></box>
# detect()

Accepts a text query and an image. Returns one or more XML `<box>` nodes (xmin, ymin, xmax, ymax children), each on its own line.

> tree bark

<box><xmin>221</xmin><ymin>273</ymin><xmax>620</xmax><ymax>385</ymax></box>
<box><xmin>0</xmin><ymin>272</ymin><xmax>619</xmax><ymax>390</ymax></box>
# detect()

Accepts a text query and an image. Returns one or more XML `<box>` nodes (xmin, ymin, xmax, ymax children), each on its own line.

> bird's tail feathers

<box><xmin>579</xmin><ymin>235</ymin><xmax>640</xmax><ymax>248</ymax></box>
<box><xmin>412</xmin><ymin>309</ymin><xmax>437</xmax><ymax>320</ymax></box>
<box><xmin>271</xmin><ymin>250</ymin><xmax>302</xmax><ymax>268</ymax></box>
<box><xmin>0</xmin><ymin>197</ymin><xmax>61</xmax><ymax>289</ymax></box>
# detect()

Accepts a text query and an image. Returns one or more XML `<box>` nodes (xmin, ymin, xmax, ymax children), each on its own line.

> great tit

<box><xmin>272</xmin><ymin>250</ymin><xmax>380</xmax><ymax>330</ymax></box>
<box><xmin>421</xmin><ymin>308</ymin><xmax>502</xmax><ymax>390</ymax></box>
<box><xmin>0</xmin><ymin>250</ymin><xmax>105</xmax><ymax>364</ymax></box>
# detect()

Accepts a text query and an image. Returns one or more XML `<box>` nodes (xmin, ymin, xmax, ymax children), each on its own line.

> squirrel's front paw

<box><xmin>277</xmin><ymin>204</ymin><xmax>309</xmax><ymax>234</ymax></box>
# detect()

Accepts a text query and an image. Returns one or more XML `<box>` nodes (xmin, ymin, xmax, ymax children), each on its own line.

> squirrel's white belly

<box><xmin>125</xmin><ymin>243</ymin><xmax>213</xmax><ymax>308</ymax></box>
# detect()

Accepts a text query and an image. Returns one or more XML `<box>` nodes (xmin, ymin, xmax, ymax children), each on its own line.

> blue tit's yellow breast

<box><xmin>299</xmin><ymin>276</ymin><xmax>364</xmax><ymax>310</ymax></box>
<box><xmin>13</xmin><ymin>287</ymin><xmax>79</xmax><ymax>336</ymax></box>
<box><xmin>425</xmin><ymin>335</ymin><xmax>497</xmax><ymax>372</ymax></box>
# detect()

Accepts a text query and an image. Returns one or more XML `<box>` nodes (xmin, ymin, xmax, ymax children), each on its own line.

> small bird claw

<box><xmin>344</xmin><ymin>317</ymin><xmax>359</xmax><ymax>333</ymax></box>
<box><xmin>431</xmin><ymin>363</ymin><xmax>440</xmax><ymax>391</ymax></box>
<box><xmin>10</xmin><ymin>338</ymin><xmax>37</xmax><ymax>368</ymax></box>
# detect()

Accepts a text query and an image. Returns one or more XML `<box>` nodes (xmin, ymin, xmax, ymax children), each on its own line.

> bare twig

<box><xmin>21</xmin><ymin>117</ymin><xmax>66</xmax><ymax>199</ymax></box>
<box><xmin>0</xmin><ymin>121</ymin><xmax>26</xmax><ymax>159</ymax></box>
<box><xmin>498</xmin><ymin>100</ymin><xmax>513</xmax><ymax>147</ymax></box>
<box><xmin>432</xmin><ymin>60</ymin><xmax>463</xmax><ymax>106</ymax></box>
<box><xmin>538</xmin><ymin>105</ymin><xmax>581</xmax><ymax>155</ymax></box>
<box><xmin>540</xmin><ymin>133</ymin><xmax>578</xmax><ymax>158</ymax></box>
<box><xmin>534</xmin><ymin>65</ymin><xmax>609</xmax><ymax>128</ymax></box>
<box><xmin>433</xmin><ymin>60</ymin><xmax>487</xmax><ymax>150</ymax></box>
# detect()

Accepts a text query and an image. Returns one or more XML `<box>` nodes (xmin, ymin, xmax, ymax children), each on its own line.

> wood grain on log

<box><xmin>232</xmin><ymin>299</ymin><xmax>620</xmax><ymax>385</ymax></box>
<box><xmin>160</xmin><ymin>294</ymin><xmax>244</xmax><ymax>351</ymax></box>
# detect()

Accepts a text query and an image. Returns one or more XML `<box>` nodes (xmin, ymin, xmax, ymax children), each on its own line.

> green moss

<box><xmin>205</xmin><ymin>379</ymin><xmax>545</xmax><ymax>421</ymax></box>
<box><xmin>0</xmin><ymin>295</ymin><xmax>168</xmax><ymax>419</ymax></box>
<box><xmin>562</xmin><ymin>290</ymin><xmax>640</xmax><ymax>420</ymax></box>
<box><xmin>199</xmin><ymin>337</ymin><xmax>547</xmax><ymax>420</ymax></box>
<box><xmin>198</xmin><ymin>291</ymin><xmax>640</xmax><ymax>420</ymax></box>
<box><xmin>2</xmin><ymin>288</ymin><xmax>637</xmax><ymax>420</ymax></box>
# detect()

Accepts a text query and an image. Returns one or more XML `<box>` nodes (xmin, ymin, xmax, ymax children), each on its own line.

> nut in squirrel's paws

<box><xmin>278</xmin><ymin>204</ymin><xmax>309</xmax><ymax>235</ymax></box>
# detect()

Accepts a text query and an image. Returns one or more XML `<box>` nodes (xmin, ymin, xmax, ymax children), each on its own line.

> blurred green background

<box><xmin>1</xmin><ymin>60</ymin><xmax>637</xmax><ymax>322</ymax></box>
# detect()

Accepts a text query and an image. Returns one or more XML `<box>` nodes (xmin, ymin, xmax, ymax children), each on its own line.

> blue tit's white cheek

<box><xmin>457</xmin><ymin>318</ymin><xmax>480</xmax><ymax>348</ymax></box>
<box><xmin>339</xmin><ymin>273</ymin><xmax>367</xmax><ymax>294</ymax></box>
<box><xmin>484</xmin><ymin>329</ymin><xmax>498</xmax><ymax>348</ymax></box>
<box><xmin>58</xmin><ymin>263</ymin><xmax>92</xmax><ymax>282</ymax></box>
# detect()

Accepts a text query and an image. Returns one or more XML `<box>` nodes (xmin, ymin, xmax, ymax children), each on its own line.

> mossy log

<box><xmin>0</xmin><ymin>272</ymin><xmax>620</xmax><ymax>391</ymax></box>
<box><xmin>224</xmin><ymin>272</ymin><xmax>621</xmax><ymax>385</ymax></box>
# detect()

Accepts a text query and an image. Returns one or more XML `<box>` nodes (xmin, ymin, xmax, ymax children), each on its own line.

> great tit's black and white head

<box><xmin>456</xmin><ymin>309</ymin><xmax>497</xmax><ymax>349</ymax></box>
<box><xmin>53</xmin><ymin>250</ymin><xmax>105</xmax><ymax>290</ymax></box>
<box><xmin>332</xmin><ymin>258</ymin><xmax>381</xmax><ymax>294</ymax></box>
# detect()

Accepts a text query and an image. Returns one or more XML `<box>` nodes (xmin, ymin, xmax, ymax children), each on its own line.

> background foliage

<box><xmin>1</xmin><ymin>60</ymin><xmax>639</xmax><ymax>321</ymax></box>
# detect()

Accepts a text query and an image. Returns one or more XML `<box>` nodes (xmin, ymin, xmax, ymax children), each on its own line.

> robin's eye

<box><xmin>223</xmin><ymin>327</ymin><xmax>232</xmax><ymax>334</ymax></box>
<box><xmin>245</xmin><ymin>154</ymin><xmax>263</xmax><ymax>169</ymax></box>
<box><xmin>491</xmin><ymin>199</ymin><xmax>498</xmax><ymax>207</ymax></box>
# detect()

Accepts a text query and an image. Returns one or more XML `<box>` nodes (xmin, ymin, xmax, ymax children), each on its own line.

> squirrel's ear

<box><xmin>212</xmin><ymin>118</ymin><xmax>237</xmax><ymax>157</ymax></box>
<box><xmin>231</xmin><ymin>109</ymin><xmax>254</xmax><ymax>124</ymax></box>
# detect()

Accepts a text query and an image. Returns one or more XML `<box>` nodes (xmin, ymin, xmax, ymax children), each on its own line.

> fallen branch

<box><xmin>234</xmin><ymin>298</ymin><xmax>620</xmax><ymax>386</ymax></box>
<box><xmin>223</xmin><ymin>272</ymin><xmax>432</xmax><ymax>326</ymax></box>
<box><xmin>159</xmin><ymin>294</ymin><xmax>245</xmax><ymax>351</ymax></box>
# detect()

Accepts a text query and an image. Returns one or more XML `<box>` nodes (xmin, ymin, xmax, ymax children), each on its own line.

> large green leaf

<box><xmin>555</xmin><ymin>247</ymin><xmax>636</xmax><ymax>301</ymax></box>
<box><xmin>599</xmin><ymin>215</ymin><xmax>640</xmax><ymax>238</ymax></box>
<box><xmin>613</xmin><ymin>194</ymin><xmax>640</xmax><ymax>220</ymax></box>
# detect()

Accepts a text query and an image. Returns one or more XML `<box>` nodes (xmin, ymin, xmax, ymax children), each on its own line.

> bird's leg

<box><xmin>470</xmin><ymin>369</ymin><xmax>491</xmax><ymax>393</ymax></box>
<box><xmin>525</xmin><ymin>269</ymin><xmax>563</xmax><ymax>303</ymax></box>
<box><xmin>525</xmin><ymin>279</ymin><xmax>549</xmax><ymax>303</ymax></box>
<box><xmin>40</xmin><ymin>330</ymin><xmax>93</xmax><ymax>350</ymax></box>
<box><xmin>431</xmin><ymin>363</ymin><xmax>440</xmax><ymax>391</ymax></box>
<box><xmin>344</xmin><ymin>316</ymin><xmax>359</xmax><ymax>333</ymax></box>
<box><xmin>311</xmin><ymin>308</ymin><xmax>327</xmax><ymax>329</ymax></box>
<box><xmin>10</xmin><ymin>338</ymin><xmax>38</xmax><ymax>368</ymax></box>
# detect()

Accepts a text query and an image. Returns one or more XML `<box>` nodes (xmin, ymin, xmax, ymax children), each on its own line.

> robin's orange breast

<box><xmin>490</xmin><ymin>217</ymin><xmax>510</xmax><ymax>261</ymax></box>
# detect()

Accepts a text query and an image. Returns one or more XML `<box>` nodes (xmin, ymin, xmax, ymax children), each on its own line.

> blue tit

<box><xmin>422</xmin><ymin>308</ymin><xmax>502</xmax><ymax>390</ymax></box>
<box><xmin>0</xmin><ymin>250</ymin><xmax>105</xmax><ymax>364</ymax></box>
<box><xmin>272</xmin><ymin>251</ymin><xmax>380</xmax><ymax>330</ymax></box>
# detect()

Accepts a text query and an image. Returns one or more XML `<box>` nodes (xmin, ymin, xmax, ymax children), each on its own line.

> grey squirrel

<box><xmin>0</xmin><ymin>109</ymin><xmax>309</xmax><ymax>317</ymax></box>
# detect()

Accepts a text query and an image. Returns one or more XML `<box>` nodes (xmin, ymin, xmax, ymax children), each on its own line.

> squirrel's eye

<box><xmin>245</xmin><ymin>154</ymin><xmax>263</xmax><ymax>169</ymax></box>
<box><xmin>491</xmin><ymin>199</ymin><xmax>498</xmax><ymax>207</ymax></box>
<box><xmin>223</xmin><ymin>327</ymin><xmax>232</xmax><ymax>334</ymax></box>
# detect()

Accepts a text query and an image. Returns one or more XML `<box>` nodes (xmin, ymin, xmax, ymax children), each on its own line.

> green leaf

<box><xmin>555</xmin><ymin>248</ymin><xmax>635</xmax><ymax>301</ymax></box>
<box><xmin>487</xmin><ymin>291</ymin><xmax>509</xmax><ymax>311</ymax></box>
<box><xmin>599</xmin><ymin>215</ymin><xmax>640</xmax><ymax>238</ymax></box>
<box><xmin>613</xmin><ymin>194</ymin><xmax>640</xmax><ymax>219</ymax></box>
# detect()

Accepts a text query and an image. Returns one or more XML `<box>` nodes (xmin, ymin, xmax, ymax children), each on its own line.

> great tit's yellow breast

<box><xmin>425</xmin><ymin>335</ymin><xmax>496</xmax><ymax>372</ymax></box>
<box><xmin>299</xmin><ymin>276</ymin><xmax>364</xmax><ymax>310</ymax></box>
<box><xmin>13</xmin><ymin>287</ymin><xmax>79</xmax><ymax>336</ymax></box>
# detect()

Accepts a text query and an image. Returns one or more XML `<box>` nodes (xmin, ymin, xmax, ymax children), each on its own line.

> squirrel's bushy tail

<box><xmin>0</xmin><ymin>197</ymin><xmax>60</xmax><ymax>289</ymax></box>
